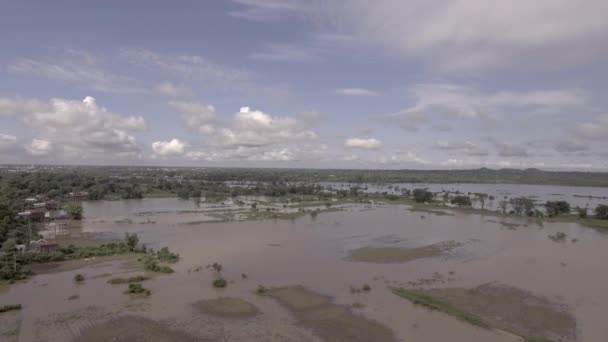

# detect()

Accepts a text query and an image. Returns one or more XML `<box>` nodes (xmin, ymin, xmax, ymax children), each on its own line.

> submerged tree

<box><xmin>412</xmin><ymin>189</ymin><xmax>433</xmax><ymax>203</ymax></box>
<box><xmin>594</xmin><ymin>204</ymin><xmax>608</xmax><ymax>220</ymax></box>
<box><xmin>451</xmin><ymin>195</ymin><xmax>472</xmax><ymax>207</ymax></box>
<box><xmin>545</xmin><ymin>201</ymin><xmax>571</xmax><ymax>217</ymax></box>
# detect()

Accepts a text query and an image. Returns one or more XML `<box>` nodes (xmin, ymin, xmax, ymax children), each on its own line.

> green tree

<box><xmin>125</xmin><ymin>233</ymin><xmax>139</xmax><ymax>252</ymax></box>
<box><xmin>64</xmin><ymin>203</ymin><xmax>83</xmax><ymax>220</ymax></box>
<box><xmin>545</xmin><ymin>201</ymin><xmax>570</xmax><ymax>217</ymax></box>
<box><xmin>510</xmin><ymin>197</ymin><xmax>535</xmax><ymax>215</ymax></box>
<box><xmin>412</xmin><ymin>189</ymin><xmax>433</xmax><ymax>203</ymax></box>
<box><xmin>451</xmin><ymin>195</ymin><xmax>472</xmax><ymax>207</ymax></box>
<box><xmin>594</xmin><ymin>204</ymin><xmax>608</xmax><ymax>220</ymax></box>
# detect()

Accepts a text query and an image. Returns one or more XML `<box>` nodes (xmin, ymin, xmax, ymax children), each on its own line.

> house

<box><xmin>29</xmin><ymin>209</ymin><xmax>46</xmax><ymax>222</ymax></box>
<box><xmin>46</xmin><ymin>200</ymin><xmax>59</xmax><ymax>210</ymax></box>
<box><xmin>68</xmin><ymin>192</ymin><xmax>89</xmax><ymax>201</ymax></box>
<box><xmin>29</xmin><ymin>239</ymin><xmax>59</xmax><ymax>253</ymax></box>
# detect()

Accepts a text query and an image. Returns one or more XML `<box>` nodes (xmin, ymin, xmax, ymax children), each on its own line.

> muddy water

<box><xmin>2</xmin><ymin>198</ymin><xmax>608</xmax><ymax>341</ymax></box>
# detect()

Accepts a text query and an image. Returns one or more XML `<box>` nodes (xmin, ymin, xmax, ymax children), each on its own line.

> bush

<box><xmin>125</xmin><ymin>233</ymin><xmax>139</xmax><ymax>252</ymax></box>
<box><xmin>63</xmin><ymin>203</ymin><xmax>83</xmax><ymax>220</ymax></box>
<box><xmin>510</xmin><ymin>197</ymin><xmax>535</xmax><ymax>215</ymax></box>
<box><xmin>126</xmin><ymin>283</ymin><xmax>150</xmax><ymax>295</ymax></box>
<box><xmin>594</xmin><ymin>204</ymin><xmax>608</xmax><ymax>220</ymax></box>
<box><xmin>256</xmin><ymin>285</ymin><xmax>267</xmax><ymax>294</ymax></box>
<box><xmin>156</xmin><ymin>247</ymin><xmax>179</xmax><ymax>263</ymax></box>
<box><xmin>74</xmin><ymin>273</ymin><xmax>85</xmax><ymax>282</ymax></box>
<box><xmin>213</xmin><ymin>277</ymin><xmax>227</xmax><ymax>288</ymax></box>
<box><xmin>0</xmin><ymin>304</ymin><xmax>21</xmax><ymax>313</ymax></box>
<box><xmin>451</xmin><ymin>195</ymin><xmax>472</xmax><ymax>207</ymax></box>
<box><xmin>413</xmin><ymin>189</ymin><xmax>433</xmax><ymax>203</ymax></box>
<box><xmin>362</xmin><ymin>284</ymin><xmax>371</xmax><ymax>292</ymax></box>
<box><xmin>545</xmin><ymin>201</ymin><xmax>571</xmax><ymax>217</ymax></box>
<box><xmin>107</xmin><ymin>275</ymin><xmax>149</xmax><ymax>284</ymax></box>
<box><xmin>576</xmin><ymin>207</ymin><xmax>588</xmax><ymax>218</ymax></box>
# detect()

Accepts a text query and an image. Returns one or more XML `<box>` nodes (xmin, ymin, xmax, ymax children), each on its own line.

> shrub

<box><xmin>256</xmin><ymin>285</ymin><xmax>267</xmax><ymax>294</ymax></box>
<box><xmin>74</xmin><ymin>273</ymin><xmax>85</xmax><ymax>282</ymax></box>
<box><xmin>362</xmin><ymin>284</ymin><xmax>371</xmax><ymax>292</ymax></box>
<box><xmin>125</xmin><ymin>233</ymin><xmax>139</xmax><ymax>252</ymax></box>
<box><xmin>107</xmin><ymin>275</ymin><xmax>149</xmax><ymax>284</ymax></box>
<box><xmin>0</xmin><ymin>304</ymin><xmax>21</xmax><ymax>313</ymax></box>
<box><xmin>576</xmin><ymin>207</ymin><xmax>588</xmax><ymax>218</ymax></box>
<box><xmin>126</xmin><ymin>283</ymin><xmax>150</xmax><ymax>295</ymax></box>
<box><xmin>413</xmin><ymin>189</ymin><xmax>433</xmax><ymax>203</ymax></box>
<box><xmin>545</xmin><ymin>201</ymin><xmax>571</xmax><ymax>217</ymax></box>
<box><xmin>510</xmin><ymin>197</ymin><xmax>535</xmax><ymax>215</ymax></box>
<box><xmin>213</xmin><ymin>277</ymin><xmax>227</xmax><ymax>288</ymax></box>
<box><xmin>594</xmin><ymin>204</ymin><xmax>608</xmax><ymax>220</ymax></box>
<box><xmin>451</xmin><ymin>195</ymin><xmax>472</xmax><ymax>207</ymax></box>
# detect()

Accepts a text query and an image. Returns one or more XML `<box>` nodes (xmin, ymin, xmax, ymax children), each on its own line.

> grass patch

<box><xmin>349</xmin><ymin>241</ymin><xmax>459</xmax><ymax>263</ymax></box>
<box><xmin>125</xmin><ymin>283</ymin><xmax>150</xmax><ymax>296</ymax></box>
<box><xmin>194</xmin><ymin>297</ymin><xmax>258</xmax><ymax>317</ymax></box>
<box><xmin>0</xmin><ymin>304</ymin><xmax>22</xmax><ymax>313</ymax></box>
<box><xmin>391</xmin><ymin>288</ymin><xmax>489</xmax><ymax>328</ymax></box>
<box><xmin>107</xmin><ymin>275</ymin><xmax>149</xmax><ymax>285</ymax></box>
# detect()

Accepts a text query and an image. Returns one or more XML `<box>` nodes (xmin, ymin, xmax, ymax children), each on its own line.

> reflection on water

<box><xmin>2</xmin><ymin>196</ymin><xmax>608</xmax><ymax>341</ymax></box>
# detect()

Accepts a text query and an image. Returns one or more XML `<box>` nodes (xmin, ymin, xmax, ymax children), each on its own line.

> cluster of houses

<box><xmin>16</xmin><ymin>238</ymin><xmax>59</xmax><ymax>253</ymax></box>
<box><xmin>17</xmin><ymin>191</ymin><xmax>88</xmax><ymax>223</ymax></box>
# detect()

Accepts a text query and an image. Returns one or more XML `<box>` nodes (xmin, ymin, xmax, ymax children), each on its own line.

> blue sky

<box><xmin>1</xmin><ymin>0</ymin><xmax>607</xmax><ymax>170</ymax></box>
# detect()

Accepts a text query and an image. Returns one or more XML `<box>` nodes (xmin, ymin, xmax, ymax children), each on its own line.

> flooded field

<box><xmin>2</xmin><ymin>196</ymin><xmax>608</xmax><ymax>341</ymax></box>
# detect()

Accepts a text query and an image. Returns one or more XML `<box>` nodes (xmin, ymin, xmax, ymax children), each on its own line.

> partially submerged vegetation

<box><xmin>392</xmin><ymin>288</ymin><xmax>489</xmax><ymax>328</ymax></box>
<box><xmin>107</xmin><ymin>275</ymin><xmax>149</xmax><ymax>285</ymax></box>
<box><xmin>194</xmin><ymin>297</ymin><xmax>258</xmax><ymax>317</ymax></box>
<box><xmin>349</xmin><ymin>241</ymin><xmax>460</xmax><ymax>263</ymax></box>
<box><xmin>262</xmin><ymin>286</ymin><xmax>396</xmax><ymax>342</ymax></box>
<box><xmin>0</xmin><ymin>305</ymin><xmax>22</xmax><ymax>314</ymax></box>
<box><xmin>393</xmin><ymin>283</ymin><xmax>577</xmax><ymax>342</ymax></box>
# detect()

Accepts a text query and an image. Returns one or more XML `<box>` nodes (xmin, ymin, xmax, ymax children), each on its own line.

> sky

<box><xmin>1</xmin><ymin>0</ymin><xmax>607</xmax><ymax>170</ymax></box>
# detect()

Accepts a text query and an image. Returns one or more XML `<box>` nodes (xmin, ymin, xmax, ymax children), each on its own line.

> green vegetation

<box><xmin>107</xmin><ymin>275</ymin><xmax>149</xmax><ymax>284</ymax></box>
<box><xmin>213</xmin><ymin>277</ymin><xmax>227</xmax><ymax>288</ymax></box>
<box><xmin>595</xmin><ymin>204</ymin><xmax>608</xmax><ymax>219</ymax></box>
<box><xmin>256</xmin><ymin>285</ymin><xmax>267</xmax><ymax>294</ymax></box>
<box><xmin>126</xmin><ymin>283</ymin><xmax>150</xmax><ymax>295</ymax></box>
<box><xmin>391</xmin><ymin>288</ymin><xmax>489</xmax><ymax>328</ymax></box>
<box><xmin>413</xmin><ymin>188</ymin><xmax>434</xmax><ymax>203</ymax></box>
<box><xmin>545</xmin><ymin>201</ymin><xmax>570</xmax><ymax>217</ymax></box>
<box><xmin>451</xmin><ymin>195</ymin><xmax>472</xmax><ymax>207</ymax></box>
<box><xmin>194</xmin><ymin>297</ymin><xmax>258</xmax><ymax>317</ymax></box>
<box><xmin>124</xmin><ymin>233</ymin><xmax>139</xmax><ymax>252</ymax></box>
<box><xmin>393</xmin><ymin>284</ymin><xmax>576</xmax><ymax>342</ymax></box>
<box><xmin>63</xmin><ymin>203</ymin><xmax>83</xmax><ymax>220</ymax></box>
<box><xmin>0</xmin><ymin>304</ymin><xmax>22</xmax><ymax>313</ymax></box>
<box><xmin>74</xmin><ymin>273</ymin><xmax>85</xmax><ymax>282</ymax></box>
<box><xmin>349</xmin><ymin>241</ymin><xmax>459</xmax><ymax>263</ymax></box>
<box><xmin>142</xmin><ymin>255</ymin><xmax>174</xmax><ymax>273</ymax></box>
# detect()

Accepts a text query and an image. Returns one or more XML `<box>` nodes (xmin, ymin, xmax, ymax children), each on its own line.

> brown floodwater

<box><xmin>2</xmin><ymin>197</ymin><xmax>608</xmax><ymax>341</ymax></box>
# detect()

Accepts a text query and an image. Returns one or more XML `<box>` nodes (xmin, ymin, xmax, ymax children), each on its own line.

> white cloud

<box><xmin>0</xmin><ymin>134</ymin><xmax>17</xmax><ymax>151</ymax></box>
<box><xmin>345</xmin><ymin>138</ymin><xmax>383</xmax><ymax>150</ymax></box>
<box><xmin>152</xmin><ymin>139</ymin><xmax>188</xmax><ymax>156</ymax></box>
<box><xmin>251</xmin><ymin>43</ymin><xmax>321</xmax><ymax>62</ymax></box>
<box><xmin>25</xmin><ymin>139</ymin><xmax>52</xmax><ymax>156</ymax></box>
<box><xmin>170</xmin><ymin>101</ymin><xmax>217</xmax><ymax>134</ymax></box>
<box><xmin>155</xmin><ymin>82</ymin><xmax>193</xmax><ymax>98</ymax></box>
<box><xmin>307</xmin><ymin>0</ymin><xmax>608</xmax><ymax>72</ymax></box>
<box><xmin>576</xmin><ymin>114</ymin><xmax>608</xmax><ymax>141</ymax></box>
<box><xmin>495</xmin><ymin>142</ymin><xmax>529</xmax><ymax>157</ymax></box>
<box><xmin>433</xmin><ymin>141</ymin><xmax>489</xmax><ymax>156</ymax></box>
<box><xmin>0</xmin><ymin>96</ymin><xmax>145</xmax><ymax>159</ymax></box>
<box><xmin>229</xmin><ymin>0</ymin><xmax>304</xmax><ymax>21</ymax></box>
<box><xmin>336</xmin><ymin>88</ymin><xmax>381</xmax><ymax>96</ymax></box>
<box><xmin>8</xmin><ymin>54</ymin><xmax>144</xmax><ymax>93</ymax></box>
<box><xmin>554</xmin><ymin>139</ymin><xmax>590</xmax><ymax>153</ymax></box>
<box><xmin>220</xmin><ymin>106</ymin><xmax>317</xmax><ymax>146</ymax></box>
<box><xmin>233</xmin><ymin>1</ymin><xmax>608</xmax><ymax>71</ymax></box>
<box><xmin>251</xmin><ymin>148</ymin><xmax>296</xmax><ymax>161</ymax></box>
<box><xmin>380</xmin><ymin>83</ymin><xmax>589</xmax><ymax>131</ymax></box>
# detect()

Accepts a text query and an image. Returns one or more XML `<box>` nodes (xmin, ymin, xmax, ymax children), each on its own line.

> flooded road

<box><xmin>2</xmin><ymin>197</ymin><xmax>608</xmax><ymax>341</ymax></box>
